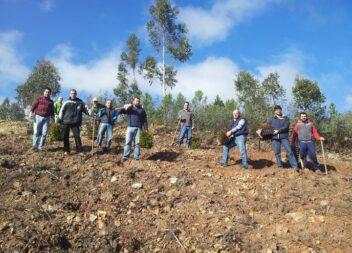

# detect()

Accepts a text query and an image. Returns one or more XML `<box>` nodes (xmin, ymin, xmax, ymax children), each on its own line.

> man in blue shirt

<box><xmin>220</xmin><ymin>109</ymin><xmax>249</xmax><ymax>169</ymax></box>
<box><xmin>119</xmin><ymin>97</ymin><xmax>148</xmax><ymax>161</ymax></box>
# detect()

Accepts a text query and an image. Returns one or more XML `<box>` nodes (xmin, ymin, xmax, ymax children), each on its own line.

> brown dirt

<box><xmin>0</xmin><ymin>121</ymin><xmax>351</xmax><ymax>253</ymax></box>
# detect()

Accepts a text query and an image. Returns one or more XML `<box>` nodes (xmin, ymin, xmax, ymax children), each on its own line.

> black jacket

<box><xmin>59</xmin><ymin>97</ymin><xmax>88</xmax><ymax>126</ymax></box>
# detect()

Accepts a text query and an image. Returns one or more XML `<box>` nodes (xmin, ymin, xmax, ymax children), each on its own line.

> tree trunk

<box><xmin>162</xmin><ymin>34</ymin><xmax>166</xmax><ymax>96</ymax></box>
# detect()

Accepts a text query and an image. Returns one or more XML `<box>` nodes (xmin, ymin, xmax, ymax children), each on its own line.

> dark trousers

<box><xmin>63</xmin><ymin>124</ymin><xmax>82</xmax><ymax>152</ymax></box>
<box><xmin>299</xmin><ymin>141</ymin><xmax>319</xmax><ymax>169</ymax></box>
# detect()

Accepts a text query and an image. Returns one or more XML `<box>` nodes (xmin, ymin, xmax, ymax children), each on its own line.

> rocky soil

<box><xmin>0</xmin><ymin>121</ymin><xmax>351</xmax><ymax>253</ymax></box>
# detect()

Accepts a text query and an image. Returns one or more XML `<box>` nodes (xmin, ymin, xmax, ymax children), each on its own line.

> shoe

<box><xmin>122</xmin><ymin>158</ymin><xmax>128</xmax><ymax>162</ymax></box>
<box><xmin>220</xmin><ymin>162</ymin><xmax>228</xmax><ymax>167</ymax></box>
<box><xmin>242</xmin><ymin>166</ymin><xmax>248</xmax><ymax>170</ymax></box>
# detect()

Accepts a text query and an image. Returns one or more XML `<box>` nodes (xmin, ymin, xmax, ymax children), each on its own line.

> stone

<box><xmin>169</xmin><ymin>177</ymin><xmax>178</xmax><ymax>184</ymax></box>
<box><xmin>286</xmin><ymin>212</ymin><xmax>304</xmax><ymax>222</ymax></box>
<box><xmin>89</xmin><ymin>214</ymin><xmax>98</xmax><ymax>222</ymax></box>
<box><xmin>111</xmin><ymin>176</ymin><xmax>118</xmax><ymax>183</ymax></box>
<box><xmin>320</xmin><ymin>200</ymin><xmax>329</xmax><ymax>207</ymax></box>
<box><xmin>132</xmin><ymin>183</ymin><xmax>143</xmax><ymax>189</ymax></box>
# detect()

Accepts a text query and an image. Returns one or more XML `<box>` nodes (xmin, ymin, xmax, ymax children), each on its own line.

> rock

<box><xmin>286</xmin><ymin>212</ymin><xmax>304</xmax><ymax>222</ymax></box>
<box><xmin>132</xmin><ymin>183</ymin><xmax>143</xmax><ymax>189</ymax></box>
<box><xmin>67</xmin><ymin>214</ymin><xmax>75</xmax><ymax>224</ymax></box>
<box><xmin>13</xmin><ymin>181</ymin><xmax>21</xmax><ymax>188</ymax></box>
<box><xmin>129</xmin><ymin>202</ymin><xmax>136</xmax><ymax>208</ymax></box>
<box><xmin>320</xmin><ymin>200</ymin><xmax>329</xmax><ymax>207</ymax></box>
<box><xmin>111</xmin><ymin>176</ymin><xmax>118</xmax><ymax>182</ymax></box>
<box><xmin>0</xmin><ymin>222</ymin><xmax>9</xmax><ymax>231</ymax></box>
<box><xmin>169</xmin><ymin>177</ymin><xmax>178</xmax><ymax>184</ymax></box>
<box><xmin>97</xmin><ymin>210</ymin><xmax>107</xmax><ymax>220</ymax></box>
<box><xmin>275</xmin><ymin>224</ymin><xmax>288</xmax><ymax>235</ymax></box>
<box><xmin>89</xmin><ymin>214</ymin><xmax>98</xmax><ymax>222</ymax></box>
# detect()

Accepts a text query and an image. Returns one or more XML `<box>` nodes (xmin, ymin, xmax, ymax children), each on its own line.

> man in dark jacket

<box><xmin>119</xmin><ymin>97</ymin><xmax>148</xmax><ymax>161</ymax></box>
<box><xmin>58</xmin><ymin>89</ymin><xmax>89</xmax><ymax>154</ymax></box>
<box><xmin>268</xmin><ymin>105</ymin><xmax>298</xmax><ymax>170</ymax></box>
<box><xmin>97</xmin><ymin>99</ymin><xmax>119</xmax><ymax>150</ymax></box>
<box><xmin>220</xmin><ymin>109</ymin><xmax>249</xmax><ymax>169</ymax></box>
<box><xmin>292</xmin><ymin>112</ymin><xmax>325</xmax><ymax>171</ymax></box>
<box><xmin>29</xmin><ymin>87</ymin><xmax>54</xmax><ymax>151</ymax></box>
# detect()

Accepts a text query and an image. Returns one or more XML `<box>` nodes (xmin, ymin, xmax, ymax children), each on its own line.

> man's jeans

<box><xmin>123</xmin><ymin>127</ymin><xmax>141</xmax><ymax>160</ymax></box>
<box><xmin>271</xmin><ymin>138</ymin><xmax>298</xmax><ymax>169</ymax></box>
<box><xmin>178</xmin><ymin>126</ymin><xmax>192</xmax><ymax>145</ymax></box>
<box><xmin>222</xmin><ymin>134</ymin><xmax>248</xmax><ymax>168</ymax></box>
<box><xmin>299</xmin><ymin>141</ymin><xmax>319</xmax><ymax>169</ymax></box>
<box><xmin>33</xmin><ymin>115</ymin><xmax>50</xmax><ymax>149</ymax></box>
<box><xmin>97</xmin><ymin>123</ymin><xmax>113</xmax><ymax>148</ymax></box>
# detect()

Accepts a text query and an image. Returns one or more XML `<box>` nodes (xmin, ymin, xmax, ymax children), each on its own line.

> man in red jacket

<box><xmin>29</xmin><ymin>87</ymin><xmax>54</xmax><ymax>151</ymax></box>
<box><xmin>292</xmin><ymin>112</ymin><xmax>325</xmax><ymax>171</ymax></box>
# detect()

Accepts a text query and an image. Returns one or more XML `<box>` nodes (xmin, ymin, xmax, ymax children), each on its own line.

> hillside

<box><xmin>0</xmin><ymin>121</ymin><xmax>351</xmax><ymax>252</ymax></box>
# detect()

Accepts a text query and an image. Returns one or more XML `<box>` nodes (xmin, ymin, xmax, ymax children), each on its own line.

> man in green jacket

<box><xmin>54</xmin><ymin>96</ymin><xmax>63</xmax><ymax>122</ymax></box>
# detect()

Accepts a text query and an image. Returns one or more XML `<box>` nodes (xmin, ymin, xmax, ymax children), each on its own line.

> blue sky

<box><xmin>0</xmin><ymin>0</ymin><xmax>351</xmax><ymax>111</ymax></box>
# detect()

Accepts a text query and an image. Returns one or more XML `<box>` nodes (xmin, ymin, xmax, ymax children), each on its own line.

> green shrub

<box><xmin>85</xmin><ymin>121</ymin><xmax>99</xmax><ymax>139</ymax></box>
<box><xmin>48</xmin><ymin>123</ymin><xmax>64</xmax><ymax>141</ymax></box>
<box><xmin>190</xmin><ymin>136</ymin><xmax>201</xmax><ymax>149</ymax></box>
<box><xmin>140</xmin><ymin>131</ymin><xmax>154</xmax><ymax>148</ymax></box>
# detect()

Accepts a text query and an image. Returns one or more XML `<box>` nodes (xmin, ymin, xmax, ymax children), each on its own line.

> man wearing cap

<box><xmin>90</xmin><ymin>97</ymin><xmax>105</xmax><ymax>116</ymax></box>
<box><xmin>291</xmin><ymin>112</ymin><xmax>325</xmax><ymax>171</ymax></box>
<box><xmin>267</xmin><ymin>105</ymin><xmax>298</xmax><ymax>170</ymax></box>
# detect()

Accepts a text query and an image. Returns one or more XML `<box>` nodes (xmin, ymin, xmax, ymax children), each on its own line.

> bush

<box><xmin>190</xmin><ymin>136</ymin><xmax>201</xmax><ymax>149</ymax></box>
<box><xmin>48</xmin><ymin>123</ymin><xmax>64</xmax><ymax>141</ymax></box>
<box><xmin>85</xmin><ymin>121</ymin><xmax>100</xmax><ymax>139</ymax></box>
<box><xmin>140</xmin><ymin>131</ymin><xmax>154</xmax><ymax>148</ymax></box>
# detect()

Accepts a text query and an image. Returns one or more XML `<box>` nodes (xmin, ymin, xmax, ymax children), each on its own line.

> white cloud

<box><xmin>171</xmin><ymin>57</ymin><xmax>239</xmax><ymax>101</ymax></box>
<box><xmin>0</xmin><ymin>30</ymin><xmax>30</xmax><ymax>86</ymax></box>
<box><xmin>180</xmin><ymin>0</ymin><xmax>279</xmax><ymax>45</ymax></box>
<box><xmin>40</xmin><ymin>0</ymin><xmax>56</xmax><ymax>12</ymax></box>
<box><xmin>346</xmin><ymin>95</ymin><xmax>352</xmax><ymax>111</ymax></box>
<box><xmin>48</xmin><ymin>44</ymin><xmax>121</xmax><ymax>95</ymax></box>
<box><xmin>256</xmin><ymin>48</ymin><xmax>306</xmax><ymax>98</ymax></box>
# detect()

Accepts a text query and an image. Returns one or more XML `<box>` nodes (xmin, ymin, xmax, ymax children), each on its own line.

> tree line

<box><xmin>0</xmin><ymin>0</ymin><xmax>351</xmax><ymax>152</ymax></box>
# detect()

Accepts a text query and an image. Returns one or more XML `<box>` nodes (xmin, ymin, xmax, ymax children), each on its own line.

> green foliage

<box><xmin>140</xmin><ymin>131</ymin><xmax>154</xmax><ymax>148</ymax></box>
<box><xmin>85</xmin><ymin>121</ymin><xmax>100</xmax><ymax>139</ymax></box>
<box><xmin>262</xmin><ymin>72</ymin><xmax>286</xmax><ymax>106</ymax></box>
<box><xmin>16</xmin><ymin>59</ymin><xmax>61</xmax><ymax>108</ymax></box>
<box><xmin>48</xmin><ymin>123</ymin><xmax>64</xmax><ymax>141</ymax></box>
<box><xmin>0</xmin><ymin>98</ymin><xmax>25</xmax><ymax>121</ymax></box>
<box><xmin>114</xmin><ymin>35</ymin><xmax>142</xmax><ymax>105</ymax></box>
<box><xmin>214</xmin><ymin>95</ymin><xmax>225</xmax><ymax>107</ymax></box>
<box><xmin>292</xmin><ymin>75</ymin><xmax>326</xmax><ymax>118</ymax></box>
<box><xmin>190</xmin><ymin>136</ymin><xmax>201</xmax><ymax>149</ymax></box>
<box><xmin>234</xmin><ymin>71</ymin><xmax>270</xmax><ymax>133</ymax></box>
<box><xmin>146</xmin><ymin>0</ymin><xmax>192</xmax><ymax>95</ymax></box>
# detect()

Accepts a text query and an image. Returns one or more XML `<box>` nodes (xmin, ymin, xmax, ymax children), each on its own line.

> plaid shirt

<box><xmin>31</xmin><ymin>96</ymin><xmax>54</xmax><ymax>117</ymax></box>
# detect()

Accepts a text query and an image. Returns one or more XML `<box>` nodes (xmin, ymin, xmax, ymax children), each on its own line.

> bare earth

<box><xmin>0</xmin><ymin>121</ymin><xmax>351</xmax><ymax>253</ymax></box>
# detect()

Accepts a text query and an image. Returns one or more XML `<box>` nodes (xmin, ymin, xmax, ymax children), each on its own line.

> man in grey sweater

<box><xmin>177</xmin><ymin>102</ymin><xmax>195</xmax><ymax>147</ymax></box>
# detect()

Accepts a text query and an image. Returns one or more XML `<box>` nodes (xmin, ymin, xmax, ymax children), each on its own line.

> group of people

<box><xmin>219</xmin><ymin>105</ymin><xmax>325</xmax><ymax>172</ymax></box>
<box><xmin>29</xmin><ymin>87</ymin><xmax>325</xmax><ymax>171</ymax></box>
<box><xmin>29</xmin><ymin>87</ymin><xmax>147</xmax><ymax>161</ymax></box>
